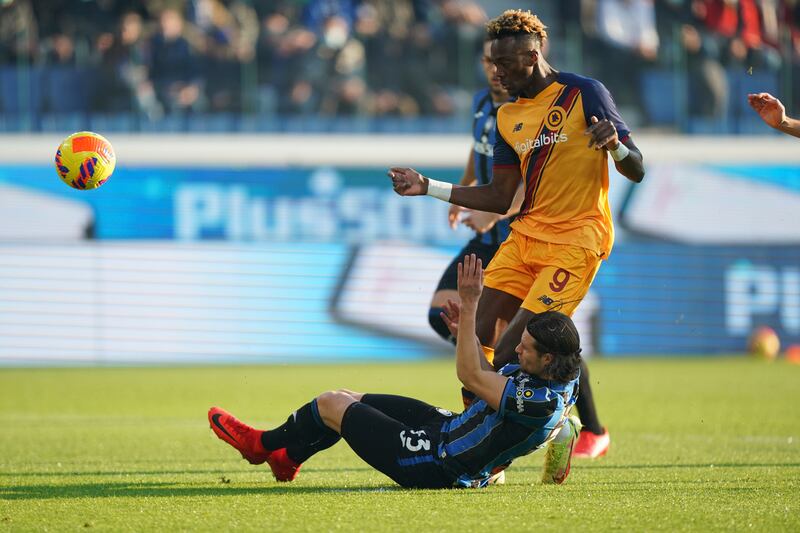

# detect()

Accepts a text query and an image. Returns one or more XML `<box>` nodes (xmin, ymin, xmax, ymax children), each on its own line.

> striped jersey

<box><xmin>438</xmin><ymin>364</ymin><xmax>579</xmax><ymax>488</ymax></box>
<box><xmin>471</xmin><ymin>88</ymin><xmax>511</xmax><ymax>246</ymax></box>
<box><xmin>493</xmin><ymin>72</ymin><xmax>631</xmax><ymax>256</ymax></box>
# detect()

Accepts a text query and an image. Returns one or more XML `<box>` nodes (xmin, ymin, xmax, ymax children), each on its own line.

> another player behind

<box><xmin>429</xmin><ymin>37</ymin><xmax>519</xmax><ymax>345</ymax></box>
<box><xmin>388</xmin><ymin>9</ymin><xmax>646</xmax><ymax>458</ymax></box>
<box><xmin>209</xmin><ymin>255</ymin><xmax>582</xmax><ymax>488</ymax></box>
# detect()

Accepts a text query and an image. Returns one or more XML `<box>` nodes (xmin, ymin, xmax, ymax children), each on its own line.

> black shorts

<box><xmin>340</xmin><ymin>394</ymin><xmax>457</xmax><ymax>489</ymax></box>
<box><xmin>435</xmin><ymin>239</ymin><xmax>501</xmax><ymax>293</ymax></box>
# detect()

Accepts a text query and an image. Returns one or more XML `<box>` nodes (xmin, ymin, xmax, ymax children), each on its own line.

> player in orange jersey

<box><xmin>388</xmin><ymin>9</ymin><xmax>645</xmax><ymax>458</ymax></box>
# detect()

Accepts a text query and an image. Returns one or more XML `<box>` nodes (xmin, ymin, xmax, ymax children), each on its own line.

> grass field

<box><xmin>1</xmin><ymin>357</ymin><xmax>799</xmax><ymax>531</ymax></box>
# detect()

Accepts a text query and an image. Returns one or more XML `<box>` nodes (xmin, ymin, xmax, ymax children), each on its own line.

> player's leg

<box><xmin>477</xmin><ymin>232</ymin><xmax>532</xmax><ymax>353</ymax></box>
<box><xmin>360</xmin><ymin>393</ymin><xmax>454</xmax><ymax>426</ymax></box>
<box><xmin>429</xmin><ymin>240</ymin><xmax>499</xmax><ymax>344</ymax></box>
<box><xmin>475</xmin><ymin>287</ymin><xmax>523</xmax><ymax>352</ymax></box>
<box><xmin>491</xmin><ymin>306</ymin><xmax>536</xmax><ymax>370</ymax></box>
<box><xmin>208</xmin><ymin>389</ymin><xmax>362</xmax><ymax>482</ymax></box>
<box><xmin>340</xmin><ymin>401</ymin><xmax>454</xmax><ymax>489</ymax></box>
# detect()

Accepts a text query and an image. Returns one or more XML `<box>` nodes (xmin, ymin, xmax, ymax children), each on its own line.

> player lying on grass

<box><xmin>209</xmin><ymin>254</ymin><xmax>582</xmax><ymax>488</ymax></box>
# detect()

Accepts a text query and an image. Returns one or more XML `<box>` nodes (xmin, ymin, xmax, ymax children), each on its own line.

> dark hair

<box><xmin>526</xmin><ymin>311</ymin><xmax>582</xmax><ymax>382</ymax></box>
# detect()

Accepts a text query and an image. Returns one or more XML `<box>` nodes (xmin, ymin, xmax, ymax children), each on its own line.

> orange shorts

<box><xmin>483</xmin><ymin>231</ymin><xmax>603</xmax><ymax>317</ymax></box>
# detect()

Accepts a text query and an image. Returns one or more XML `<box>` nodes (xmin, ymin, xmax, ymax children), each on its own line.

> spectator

<box><xmin>96</xmin><ymin>11</ymin><xmax>163</xmax><ymax>119</ymax></box>
<box><xmin>0</xmin><ymin>0</ymin><xmax>38</xmax><ymax>65</ymax></box>
<box><xmin>149</xmin><ymin>8</ymin><xmax>204</xmax><ymax>113</ymax></box>
<box><xmin>317</xmin><ymin>15</ymin><xmax>370</xmax><ymax>116</ymax></box>
<box><xmin>190</xmin><ymin>0</ymin><xmax>259</xmax><ymax>112</ymax></box>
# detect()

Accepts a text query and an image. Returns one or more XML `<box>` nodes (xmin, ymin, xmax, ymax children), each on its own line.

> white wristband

<box><xmin>426</xmin><ymin>179</ymin><xmax>453</xmax><ymax>202</ymax></box>
<box><xmin>609</xmin><ymin>142</ymin><xmax>630</xmax><ymax>161</ymax></box>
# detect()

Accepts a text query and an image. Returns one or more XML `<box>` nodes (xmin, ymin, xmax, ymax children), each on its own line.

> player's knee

<box><xmin>317</xmin><ymin>390</ymin><xmax>355</xmax><ymax>415</ymax></box>
<box><xmin>337</xmin><ymin>389</ymin><xmax>363</xmax><ymax>401</ymax></box>
<box><xmin>316</xmin><ymin>390</ymin><xmax>341</xmax><ymax>412</ymax></box>
<box><xmin>428</xmin><ymin>307</ymin><xmax>455</xmax><ymax>344</ymax></box>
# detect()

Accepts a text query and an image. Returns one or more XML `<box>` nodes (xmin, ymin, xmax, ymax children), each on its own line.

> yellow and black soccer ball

<box><xmin>54</xmin><ymin>131</ymin><xmax>116</xmax><ymax>190</ymax></box>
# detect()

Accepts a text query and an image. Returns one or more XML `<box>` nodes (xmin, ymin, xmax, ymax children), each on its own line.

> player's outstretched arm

<box><xmin>388</xmin><ymin>166</ymin><xmax>520</xmax><ymax>214</ymax></box>
<box><xmin>453</xmin><ymin>254</ymin><xmax>508</xmax><ymax>411</ymax></box>
<box><xmin>748</xmin><ymin>93</ymin><xmax>800</xmax><ymax>139</ymax></box>
<box><xmin>584</xmin><ymin>116</ymin><xmax>645</xmax><ymax>183</ymax></box>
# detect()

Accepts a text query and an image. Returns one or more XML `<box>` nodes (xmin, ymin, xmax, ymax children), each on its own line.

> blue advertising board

<box><xmin>1</xmin><ymin>163</ymin><xmax>798</xmax><ymax>360</ymax></box>
<box><xmin>0</xmin><ymin>165</ymin><xmax>472</xmax><ymax>244</ymax></box>
<box><xmin>593</xmin><ymin>245</ymin><xmax>800</xmax><ymax>354</ymax></box>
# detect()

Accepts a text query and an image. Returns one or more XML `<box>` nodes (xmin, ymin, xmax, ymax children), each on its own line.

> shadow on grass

<box><xmin>0</xmin><ymin>480</ymin><xmax>401</xmax><ymax>500</ymax></box>
<box><xmin>514</xmin><ymin>462</ymin><xmax>800</xmax><ymax>472</ymax></box>
<box><xmin>1</xmin><ymin>466</ymin><xmax>374</xmax><ymax>478</ymax></box>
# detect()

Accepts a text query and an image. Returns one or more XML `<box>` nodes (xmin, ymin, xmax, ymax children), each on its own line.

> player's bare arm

<box><xmin>584</xmin><ymin>116</ymin><xmax>645</xmax><ymax>183</ymax></box>
<box><xmin>748</xmin><ymin>92</ymin><xmax>800</xmax><ymax>139</ymax></box>
<box><xmin>454</xmin><ymin>254</ymin><xmax>508</xmax><ymax>410</ymax></box>
<box><xmin>388</xmin><ymin>165</ymin><xmax>520</xmax><ymax>214</ymax></box>
<box><xmin>449</xmin><ymin>150</ymin><xmax>479</xmax><ymax>229</ymax></box>
<box><xmin>461</xmin><ymin>182</ymin><xmax>524</xmax><ymax>233</ymax></box>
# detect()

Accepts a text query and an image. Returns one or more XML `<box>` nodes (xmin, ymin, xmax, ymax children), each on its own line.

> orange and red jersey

<box><xmin>493</xmin><ymin>72</ymin><xmax>631</xmax><ymax>257</ymax></box>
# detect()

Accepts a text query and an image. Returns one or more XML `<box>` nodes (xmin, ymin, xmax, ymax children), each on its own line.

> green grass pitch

<box><xmin>1</xmin><ymin>357</ymin><xmax>799</xmax><ymax>531</ymax></box>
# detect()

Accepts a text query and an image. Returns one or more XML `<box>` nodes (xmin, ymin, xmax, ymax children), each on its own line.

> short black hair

<box><xmin>526</xmin><ymin>311</ymin><xmax>581</xmax><ymax>382</ymax></box>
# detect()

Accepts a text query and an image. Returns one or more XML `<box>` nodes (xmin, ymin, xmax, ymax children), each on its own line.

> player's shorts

<box><xmin>435</xmin><ymin>238</ymin><xmax>500</xmax><ymax>292</ymax></box>
<box><xmin>340</xmin><ymin>394</ymin><xmax>457</xmax><ymax>489</ymax></box>
<box><xmin>483</xmin><ymin>231</ymin><xmax>603</xmax><ymax>316</ymax></box>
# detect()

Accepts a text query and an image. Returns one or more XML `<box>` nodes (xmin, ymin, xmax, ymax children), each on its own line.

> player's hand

<box><xmin>462</xmin><ymin>210</ymin><xmax>500</xmax><ymax>234</ymax></box>
<box><xmin>388</xmin><ymin>167</ymin><xmax>427</xmax><ymax>196</ymax></box>
<box><xmin>440</xmin><ymin>299</ymin><xmax>460</xmax><ymax>338</ymax></box>
<box><xmin>584</xmin><ymin>115</ymin><xmax>619</xmax><ymax>151</ymax></box>
<box><xmin>457</xmin><ymin>254</ymin><xmax>483</xmax><ymax>307</ymax></box>
<box><xmin>448</xmin><ymin>204</ymin><xmax>465</xmax><ymax>229</ymax></box>
<box><xmin>748</xmin><ymin>92</ymin><xmax>786</xmax><ymax>128</ymax></box>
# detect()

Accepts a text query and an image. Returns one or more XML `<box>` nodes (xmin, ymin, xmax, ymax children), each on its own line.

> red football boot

<box><xmin>265</xmin><ymin>447</ymin><xmax>302</xmax><ymax>482</ymax></box>
<box><xmin>208</xmin><ymin>407</ymin><xmax>302</xmax><ymax>481</ymax></box>
<box><xmin>571</xmin><ymin>428</ymin><xmax>610</xmax><ymax>458</ymax></box>
<box><xmin>208</xmin><ymin>407</ymin><xmax>271</xmax><ymax>465</ymax></box>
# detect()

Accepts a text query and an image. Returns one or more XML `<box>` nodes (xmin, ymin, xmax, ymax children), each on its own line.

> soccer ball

<box><xmin>748</xmin><ymin>326</ymin><xmax>780</xmax><ymax>361</ymax></box>
<box><xmin>54</xmin><ymin>131</ymin><xmax>116</xmax><ymax>190</ymax></box>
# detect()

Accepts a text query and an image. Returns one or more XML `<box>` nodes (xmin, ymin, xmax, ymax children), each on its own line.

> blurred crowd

<box><xmin>569</xmin><ymin>0</ymin><xmax>800</xmax><ymax>127</ymax></box>
<box><xmin>0</xmin><ymin>0</ymin><xmax>798</xmax><ymax>130</ymax></box>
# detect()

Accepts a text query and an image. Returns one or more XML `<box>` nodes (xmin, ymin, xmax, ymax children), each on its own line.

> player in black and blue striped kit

<box><xmin>428</xmin><ymin>39</ymin><xmax>521</xmax><ymax>347</ymax></box>
<box><xmin>208</xmin><ymin>255</ymin><xmax>582</xmax><ymax>488</ymax></box>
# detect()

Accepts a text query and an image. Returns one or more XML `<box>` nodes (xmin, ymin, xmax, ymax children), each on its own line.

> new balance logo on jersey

<box><xmin>513</xmin><ymin>122</ymin><xmax>523</xmax><ymax>132</ymax></box>
<box><xmin>514</xmin><ymin>132</ymin><xmax>568</xmax><ymax>154</ymax></box>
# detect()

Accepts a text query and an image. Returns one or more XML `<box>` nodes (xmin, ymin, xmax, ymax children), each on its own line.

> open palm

<box><xmin>748</xmin><ymin>93</ymin><xmax>785</xmax><ymax>128</ymax></box>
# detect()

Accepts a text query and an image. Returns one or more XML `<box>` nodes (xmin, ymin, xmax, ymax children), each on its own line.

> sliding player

<box><xmin>209</xmin><ymin>255</ymin><xmax>582</xmax><ymax>487</ymax></box>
